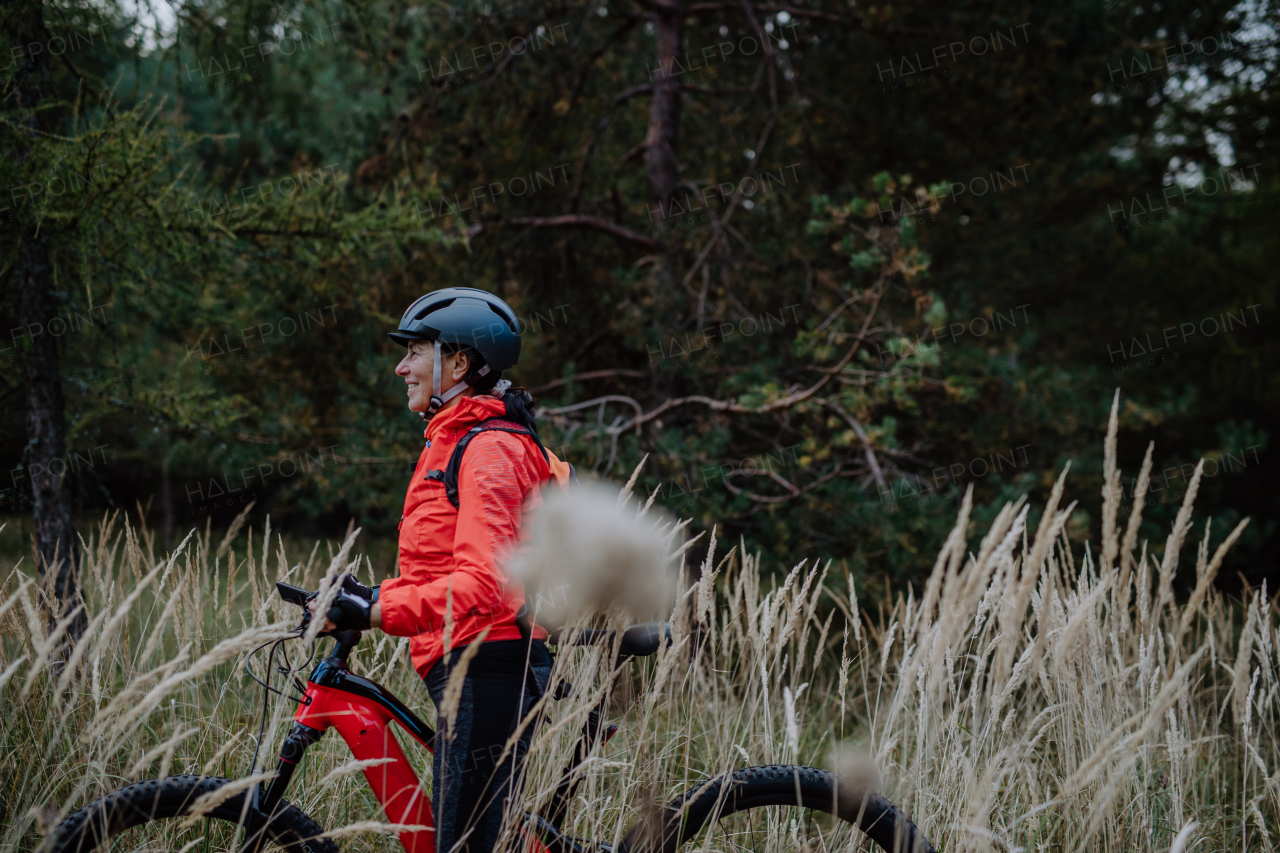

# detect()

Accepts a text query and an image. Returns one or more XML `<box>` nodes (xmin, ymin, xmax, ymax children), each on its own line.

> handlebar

<box><xmin>561</xmin><ymin>622</ymin><xmax>673</xmax><ymax>658</ymax></box>
<box><xmin>276</xmin><ymin>581</ymin><xmax>362</xmax><ymax>660</ymax></box>
<box><xmin>276</xmin><ymin>580</ymin><xmax>354</xmax><ymax>628</ymax></box>
<box><xmin>277</xmin><ymin>581</ymin><xmax>673</xmax><ymax>659</ymax></box>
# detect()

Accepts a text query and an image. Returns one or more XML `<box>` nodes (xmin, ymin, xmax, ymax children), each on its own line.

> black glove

<box><xmin>321</xmin><ymin>573</ymin><xmax>375</xmax><ymax>631</ymax></box>
<box><xmin>341</xmin><ymin>574</ymin><xmax>375</xmax><ymax>601</ymax></box>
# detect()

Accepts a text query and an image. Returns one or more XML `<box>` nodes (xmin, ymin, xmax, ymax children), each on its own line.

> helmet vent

<box><xmin>415</xmin><ymin>298</ymin><xmax>454</xmax><ymax>320</ymax></box>
<box><xmin>487</xmin><ymin>302</ymin><xmax>516</xmax><ymax>332</ymax></box>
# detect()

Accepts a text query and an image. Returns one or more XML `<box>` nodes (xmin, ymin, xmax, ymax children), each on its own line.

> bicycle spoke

<box><xmin>108</xmin><ymin>819</ymin><xmax>251</xmax><ymax>853</ymax></box>
<box><xmin>698</xmin><ymin>804</ymin><xmax>865</xmax><ymax>853</ymax></box>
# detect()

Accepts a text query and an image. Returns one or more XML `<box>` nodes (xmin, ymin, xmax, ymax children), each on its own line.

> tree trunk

<box><xmin>645</xmin><ymin>0</ymin><xmax>686</xmax><ymax>292</ymax></box>
<box><xmin>18</xmin><ymin>229</ymin><xmax>83</xmax><ymax>618</ymax></box>
<box><xmin>9</xmin><ymin>0</ymin><xmax>84</xmax><ymax>627</ymax></box>
<box><xmin>645</xmin><ymin>0</ymin><xmax>685</xmax><ymax>216</ymax></box>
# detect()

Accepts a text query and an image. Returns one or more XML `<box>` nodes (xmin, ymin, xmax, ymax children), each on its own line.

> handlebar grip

<box><xmin>571</xmin><ymin>628</ymin><xmax>612</xmax><ymax>646</ymax></box>
<box><xmin>618</xmin><ymin>622</ymin><xmax>671</xmax><ymax>657</ymax></box>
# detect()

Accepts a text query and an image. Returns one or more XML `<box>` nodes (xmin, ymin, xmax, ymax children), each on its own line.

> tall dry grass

<box><xmin>1</xmin><ymin>396</ymin><xmax>1276</xmax><ymax>853</ymax></box>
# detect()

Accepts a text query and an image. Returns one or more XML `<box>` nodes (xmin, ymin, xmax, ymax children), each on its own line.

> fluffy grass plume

<box><xmin>510</xmin><ymin>478</ymin><xmax>681</xmax><ymax>628</ymax></box>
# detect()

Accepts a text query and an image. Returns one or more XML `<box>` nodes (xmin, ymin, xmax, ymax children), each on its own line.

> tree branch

<box><xmin>813</xmin><ymin>286</ymin><xmax>869</xmax><ymax>334</ymax></box>
<box><xmin>723</xmin><ymin>459</ymin><xmax>845</xmax><ymax>503</ymax></box>
<box><xmin>619</xmin><ymin>143</ymin><xmax>649</xmax><ymax>165</ymax></box>
<box><xmin>685</xmin><ymin>2</ymin><xmax>819</xmax><ymax>15</ymax></box>
<box><xmin>528</xmin><ymin>369</ymin><xmax>649</xmax><ymax>395</ymax></box>
<box><xmin>568</xmin><ymin>15</ymin><xmax>644</xmax><ymax>108</ymax></box>
<box><xmin>613</xmin><ymin>82</ymin><xmax>752</xmax><ymax>104</ymax></box>
<box><xmin>614</xmin><ymin>83</ymin><xmax>656</xmax><ymax>105</ymax></box>
<box><xmin>467</xmin><ymin>215</ymin><xmax>658</xmax><ymax>250</ymax></box>
<box><xmin>738</xmin><ymin>0</ymin><xmax>780</xmax><ymax>110</ymax></box>
<box><xmin>539</xmin><ymin>394</ymin><xmax>645</xmax><ymax>421</ymax></box>
<box><xmin>679</xmin><ymin>117</ymin><xmax>775</xmax><ymax>290</ymax></box>
<box><xmin>681</xmin><ymin>84</ymin><xmax>756</xmax><ymax>95</ymax></box>
<box><xmin>821</xmin><ymin>397</ymin><xmax>888</xmax><ymax>493</ymax></box>
<box><xmin>685</xmin><ymin>2</ymin><xmax>947</xmax><ymax>34</ymax></box>
<box><xmin>545</xmin><ymin>280</ymin><xmax>884</xmax><ymax>436</ymax></box>
<box><xmin>420</xmin><ymin>25</ymin><xmax>550</xmax><ymax>94</ymax></box>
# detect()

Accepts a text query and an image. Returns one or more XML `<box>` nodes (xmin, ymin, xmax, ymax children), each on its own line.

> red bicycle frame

<box><xmin>248</xmin><ymin>633</ymin><xmax>557</xmax><ymax>853</ymax></box>
<box><xmin>293</xmin><ymin>676</ymin><xmax>436</xmax><ymax>853</ymax></box>
<box><xmin>244</xmin><ymin>589</ymin><xmax>638</xmax><ymax>853</ymax></box>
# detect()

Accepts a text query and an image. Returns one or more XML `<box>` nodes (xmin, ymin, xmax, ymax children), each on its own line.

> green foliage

<box><xmin>1</xmin><ymin>0</ymin><xmax>1276</xmax><ymax>590</ymax></box>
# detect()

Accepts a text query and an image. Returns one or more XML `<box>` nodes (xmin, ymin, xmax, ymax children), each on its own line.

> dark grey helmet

<box><xmin>388</xmin><ymin>287</ymin><xmax>521</xmax><ymax>371</ymax></box>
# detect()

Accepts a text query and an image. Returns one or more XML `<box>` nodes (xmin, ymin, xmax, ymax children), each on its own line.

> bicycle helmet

<box><xmin>389</xmin><ymin>287</ymin><xmax>521</xmax><ymax>415</ymax></box>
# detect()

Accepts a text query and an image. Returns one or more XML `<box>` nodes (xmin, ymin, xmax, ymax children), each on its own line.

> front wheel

<box><xmin>628</xmin><ymin>764</ymin><xmax>936</xmax><ymax>853</ymax></box>
<box><xmin>49</xmin><ymin>775</ymin><xmax>339</xmax><ymax>853</ymax></box>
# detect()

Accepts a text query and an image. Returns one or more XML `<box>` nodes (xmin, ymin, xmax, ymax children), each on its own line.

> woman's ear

<box><xmin>450</xmin><ymin>350</ymin><xmax>471</xmax><ymax>382</ymax></box>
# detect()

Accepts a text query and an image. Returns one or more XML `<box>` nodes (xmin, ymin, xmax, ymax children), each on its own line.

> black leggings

<box><xmin>423</xmin><ymin>639</ymin><xmax>553</xmax><ymax>853</ymax></box>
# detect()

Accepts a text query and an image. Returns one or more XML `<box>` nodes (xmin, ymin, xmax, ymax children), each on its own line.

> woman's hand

<box><xmin>307</xmin><ymin>596</ymin><xmax>381</xmax><ymax>630</ymax></box>
<box><xmin>307</xmin><ymin>596</ymin><xmax>338</xmax><ymax>633</ymax></box>
<box><xmin>307</xmin><ymin>600</ymin><xmax>383</xmax><ymax>633</ymax></box>
<box><xmin>307</xmin><ymin>574</ymin><xmax>383</xmax><ymax>632</ymax></box>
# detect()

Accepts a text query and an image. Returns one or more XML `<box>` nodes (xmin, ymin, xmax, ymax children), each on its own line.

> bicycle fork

<box><xmin>237</xmin><ymin>722</ymin><xmax>323</xmax><ymax>853</ymax></box>
<box><xmin>239</xmin><ymin>667</ymin><xmax>439</xmax><ymax>853</ymax></box>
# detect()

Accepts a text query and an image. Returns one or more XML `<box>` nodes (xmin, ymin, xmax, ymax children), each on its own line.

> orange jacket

<box><xmin>378</xmin><ymin>394</ymin><xmax>569</xmax><ymax>677</ymax></box>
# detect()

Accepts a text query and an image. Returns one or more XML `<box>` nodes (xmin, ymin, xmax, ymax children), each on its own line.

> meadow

<box><xmin>1</xmin><ymin>401</ymin><xmax>1275</xmax><ymax>853</ymax></box>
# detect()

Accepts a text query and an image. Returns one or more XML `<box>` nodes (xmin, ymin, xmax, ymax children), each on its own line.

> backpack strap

<box><xmin>437</xmin><ymin>416</ymin><xmax>550</xmax><ymax>510</ymax></box>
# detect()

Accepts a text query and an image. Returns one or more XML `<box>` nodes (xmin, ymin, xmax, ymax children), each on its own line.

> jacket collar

<box><xmin>424</xmin><ymin>394</ymin><xmax>507</xmax><ymax>443</ymax></box>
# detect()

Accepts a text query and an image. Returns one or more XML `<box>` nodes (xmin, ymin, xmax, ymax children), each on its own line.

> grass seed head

<box><xmin>510</xmin><ymin>480</ymin><xmax>677</xmax><ymax>627</ymax></box>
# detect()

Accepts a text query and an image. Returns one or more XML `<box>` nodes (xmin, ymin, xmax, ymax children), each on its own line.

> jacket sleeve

<box><xmin>378</xmin><ymin>431</ymin><xmax>544</xmax><ymax>637</ymax></box>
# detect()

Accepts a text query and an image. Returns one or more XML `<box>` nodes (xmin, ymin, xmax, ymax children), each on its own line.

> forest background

<box><xmin>1</xmin><ymin>0</ymin><xmax>1276</xmax><ymax>605</ymax></box>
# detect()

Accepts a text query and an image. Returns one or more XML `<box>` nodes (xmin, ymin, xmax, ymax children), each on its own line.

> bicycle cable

<box><xmin>279</xmin><ymin>634</ymin><xmax>318</xmax><ymax>696</ymax></box>
<box><xmin>246</xmin><ymin>637</ymin><xmax>283</xmax><ymax>777</ymax></box>
<box><xmin>244</xmin><ymin>628</ymin><xmax>318</xmax><ymax>776</ymax></box>
<box><xmin>245</xmin><ymin>636</ymin><xmax>294</xmax><ymax>699</ymax></box>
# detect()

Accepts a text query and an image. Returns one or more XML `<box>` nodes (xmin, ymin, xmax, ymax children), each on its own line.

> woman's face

<box><xmin>395</xmin><ymin>341</ymin><xmax>469</xmax><ymax>412</ymax></box>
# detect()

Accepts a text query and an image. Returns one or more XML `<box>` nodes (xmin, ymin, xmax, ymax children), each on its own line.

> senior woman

<box><xmin>315</xmin><ymin>287</ymin><xmax>572</xmax><ymax>853</ymax></box>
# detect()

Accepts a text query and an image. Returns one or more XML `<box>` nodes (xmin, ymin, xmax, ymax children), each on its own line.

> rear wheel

<box><xmin>50</xmin><ymin>775</ymin><xmax>338</xmax><ymax>853</ymax></box>
<box><xmin>637</xmin><ymin>765</ymin><xmax>935</xmax><ymax>853</ymax></box>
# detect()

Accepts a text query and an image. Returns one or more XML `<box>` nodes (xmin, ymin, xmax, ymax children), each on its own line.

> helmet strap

<box><xmin>427</xmin><ymin>340</ymin><xmax>444</xmax><ymax>413</ymax></box>
<box><xmin>424</xmin><ymin>343</ymin><xmax>493</xmax><ymax>417</ymax></box>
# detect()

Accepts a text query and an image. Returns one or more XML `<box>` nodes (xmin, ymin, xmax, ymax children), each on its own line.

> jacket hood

<box><xmin>423</xmin><ymin>394</ymin><xmax>508</xmax><ymax>442</ymax></box>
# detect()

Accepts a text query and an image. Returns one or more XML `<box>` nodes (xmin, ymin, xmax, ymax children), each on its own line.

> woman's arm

<box><xmin>377</xmin><ymin>431</ymin><xmax>544</xmax><ymax>636</ymax></box>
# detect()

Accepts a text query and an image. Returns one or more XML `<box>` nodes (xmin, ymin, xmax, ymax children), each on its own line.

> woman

<box><xmin>315</xmin><ymin>287</ymin><xmax>572</xmax><ymax>853</ymax></box>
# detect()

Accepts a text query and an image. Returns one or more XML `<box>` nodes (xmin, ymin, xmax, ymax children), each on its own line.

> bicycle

<box><xmin>51</xmin><ymin>581</ymin><xmax>936</xmax><ymax>853</ymax></box>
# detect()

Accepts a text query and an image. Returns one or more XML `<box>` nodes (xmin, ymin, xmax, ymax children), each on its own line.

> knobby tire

<box><xmin>49</xmin><ymin>775</ymin><xmax>338</xmax><ymax>853</ymax></box>
<box><xmin>640</xmin><ymin>764</ymin><xmax>936</xmax><ymax>853</ymax></box>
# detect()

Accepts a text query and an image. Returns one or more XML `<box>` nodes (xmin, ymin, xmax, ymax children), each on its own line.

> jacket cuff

<box><xmin>376</xmin><ymin>580</ymin><xmax>414</xmax><ymax>635</ymax></box>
